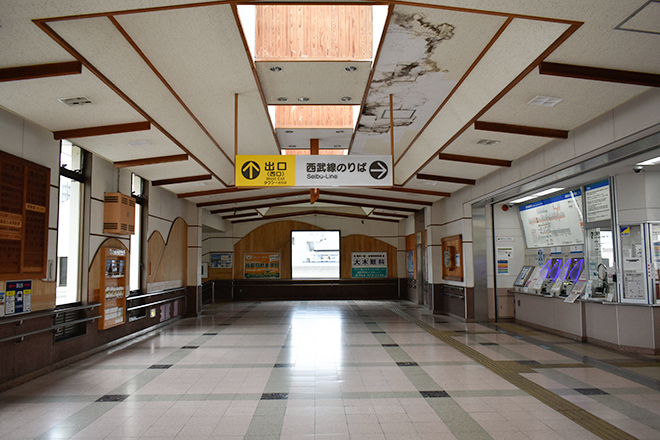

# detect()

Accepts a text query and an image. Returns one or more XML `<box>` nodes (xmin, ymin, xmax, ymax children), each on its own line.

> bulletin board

<box><xmin>441</xmin><ymin>234</ymin><xmax>463</xmax><ymax>281</ymax></box>
<box><xmin>0</xmin><ymin>150</ymin><xmax>50</xmax><ymax>280</ymax></box>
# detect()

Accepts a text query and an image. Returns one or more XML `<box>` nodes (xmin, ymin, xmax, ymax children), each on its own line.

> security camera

<box><xmin>633</xmin><ymin>165</ymin><xmax>643</xmax><ymax>173</ymax></box>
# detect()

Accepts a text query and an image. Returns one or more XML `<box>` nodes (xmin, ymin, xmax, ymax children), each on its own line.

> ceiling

<box><xmin>0</xmin><ymin>0</ymin><xmax>658</xmax><ymax>225</ymax></box>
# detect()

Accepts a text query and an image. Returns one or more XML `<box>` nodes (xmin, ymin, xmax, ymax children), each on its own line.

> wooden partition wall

<box><xmin>147</xmin><ymin>217</ymin><xmax>188</xmax><ymax>292</ymax></box>
<box><xmin>88</xmin><ymin>238</ymin><xmax>128</xmax><ymax>303</ymax></box>
<box><xmin>232</xmin><ymin>221</ymin><xmax>397</xmax><ymax>279</ymax></box>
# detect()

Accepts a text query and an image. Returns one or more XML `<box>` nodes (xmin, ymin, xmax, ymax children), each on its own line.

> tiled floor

<box><xmin>1</xmin><ymin>300</ymin><xmax>660</xmax><ymax>439</ymax></box>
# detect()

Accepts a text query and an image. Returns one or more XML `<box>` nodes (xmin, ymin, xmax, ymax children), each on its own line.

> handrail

<box><xmin>127</xmin><ymin>287</ymin><xmax>185</xmax><ymax>301</ymax></box>
<box><xmin>127</xmin><ymin>295</ymin><xmax>186</xmax><ymax>312</ymax></box>
<box><xmin>0</xmin><ymin>315</ymin><xmax>102</xmax><ymax>344</ymax></box>
<box><xmin>0</xmin><ymin>303</ymin><xmax>101</xmax><ymax>326</ymax></box>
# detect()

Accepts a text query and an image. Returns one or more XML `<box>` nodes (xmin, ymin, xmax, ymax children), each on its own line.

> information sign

<box><xmin>351</xmin><ymin>252</ymin><xmax>387</xmax><ymax>278</ymax></box>
<box><xmin>244</xmin><ymin>253</ymin><xmax>280</xmax><ymax>278</ymax></box>
<box><xmin>5</xmin><ymin>280</ymin><xmax>31</xmax><ymax>315</ymax></box>
<box><xmin>585</xmin><ymin>180</ymin><xmax>611</xmax><ymax>223</ymax></box>
<box><xmin>295</xmin><ymin>156</ymin><xmax>393</xmax><ymax>187</ymax></box>
<box><xmin>235</xmin><ymin>155</ymin><xmax>296</xmax><ymax>187</ymax></box>
<box><xmin>519</xmin><ymin>190</ymin><xmax>584</xmax><ymax>248</ymax></box>
<box><xmin>210</xmin><ymin>252</ymin><xmax>233</xmax><ymax>268</ymax></box>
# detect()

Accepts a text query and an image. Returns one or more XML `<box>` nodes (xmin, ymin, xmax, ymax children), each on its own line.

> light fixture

<box><xmin>345</xmin><ymin>66</ymin><xmax>357</xmax><ymax>72</ymax></box>
<box><xmin>509</xmin><ymin>195</ymin><xmax>536</xmax><ymax>204</ymax></box>
<box><xmin>277</xmin><ymin>97</ymin><xmax>288</xmax><ymax>102</ymax></box>
<box><xmin>298</xmin><ymin>97</ymin><xmax>310</xmax><ymax>102</ymax></box>
<box><xmin>285</xmin><ymin>130</ymin><xmax>293</xmax><ymax>133</ymax></box>
<box><xmin>527</xmin><ymin>95</ymin><xmax>563</xmax><ymax>107</ymax></box>
<box><xmin>336</xmin><ymin>130</ymin><xmax>344</xmax><ymax>133</ymax></box>
<box><xmin>270</xmin><ymin>66</ymin><xmax>282</xmax><ymax>72</ymax></box>
<box><xmin>333</xmin><ymin>145</ymin><xmax>341</xmax><ymax>148</ymax></box>
<box><xmin>340</xmin><ymin>96</ymin><xmax>352</xmax><ymax>102</ymax></box>
<box><xmin>636</xmin><ymin>155</ymin><xmax>660</xmax><ymax>166</ymax></box>
<box><xmin>288</xmin><ymin>145</ymin><xmax>296</xmax><ymax>148</ymax></box>
<box><xmin>58</xmin><ymin>96</ymin><xmax>93</xmax><ymax>107</ymax></box>
<box><xmin>476</xmin><ymin>139</ymin><xmax>500</xmax><ymax>146</ymax></box>
<box><xmin>533</xmin><ymin>188</ymin><xmax>563</xmax><ymax>197</ymax></box>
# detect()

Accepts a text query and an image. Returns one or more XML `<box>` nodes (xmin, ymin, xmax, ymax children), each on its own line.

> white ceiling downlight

<box><xmin>476</xmin><ymin>139</ymin><xmax>500</xmax><ymax>146</ymax></box>
<box><xmin>527</xmin><ymin>95</ymin><xmax>563</xmax><ymax>107</ymax></box>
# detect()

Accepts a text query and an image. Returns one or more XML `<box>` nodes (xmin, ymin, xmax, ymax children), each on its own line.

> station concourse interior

<box><xmin>1</xmin><ymin>1</ymin><xmax>660</xmax><ymax>439</ymax></box>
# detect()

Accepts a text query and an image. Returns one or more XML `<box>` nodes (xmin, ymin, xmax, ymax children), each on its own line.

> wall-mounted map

<box><xmin>519</xmin><ymin>190</ymin><xmax>584</xmax><ymax>248</ymax></box>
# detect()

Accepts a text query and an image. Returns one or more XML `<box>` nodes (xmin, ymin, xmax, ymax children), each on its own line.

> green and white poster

<box><xmin>351</xmin><ymin>252</ymin><xmax>387</xmax><ymax>278</ymax></box>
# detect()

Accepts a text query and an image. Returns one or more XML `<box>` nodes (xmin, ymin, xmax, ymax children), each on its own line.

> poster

<box><xmin>496</xmin><ymin>247</ymin><xmax>513</xmax><ymax>259</ymax></box>
<box><xmin>497</xmin><ymin>260</ymin><xmax>509</xmax><ymax>275</ymax></box>
<box><xmin>519</xmin><ymin>190</ymin><xmax>584</xmax><ymax>248</ymax></box>
<box><xmin>352</xmin><ymin>252</ymin><xmax>387</xmax><ymax>278</ymax></box>
<box><xmin>406</xmin><ymin>250</ymin><xmax>415</xmax><ymax>278</ymax></box>
<box><xmin>5</xmin><ymin>280</ymin><xmax>31</xmax><ymax>315</ymax></box>
<box><xmin>244</xmin><ymin>253</ymin><xmax>280</xmax><ymax>278</ymax></box>
<box><xmin>0</xmin><ymin>292</ymin><xmax>5</xmax><ymax>318</ymax></box>
<box><xmin>585</xmin><ymin>180</ymin><xmax>611</xmax><ymax>223</ymax></box>
<box><xmin>210</xmin><ymin>252</ymin><xmax>233</xmax><ymax>268</ymax></box>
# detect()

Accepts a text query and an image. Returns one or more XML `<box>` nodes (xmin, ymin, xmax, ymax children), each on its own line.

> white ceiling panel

<box><xmin>277</xmin><ymin>128</ymin><xmax>353</xmax><ymax>150</ymax></box>
<box><xmin>132</xmin><ymin>157</ymin><xmax>208</xmax><ymax>182</ymax></box>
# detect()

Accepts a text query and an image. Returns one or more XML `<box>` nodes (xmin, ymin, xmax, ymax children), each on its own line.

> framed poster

<box><xmin>244</xmin><ymin>253</ymin><xmax>280</xmax><ymax>278</ymax></box>
<box><xmin>351</xmin><ymin>252</ymin><xmax>387</xmax><ymax>278</ymax></box>
<box><xmin>210</xmin><ymin>252</ymin><xmax>233</xmax><ymax>268</ymax></box>
<box><xmin>519</xmin><ymin>190</ymin><xmax>584</xmax><ymax>248</ymax></box>
<box><xmin>5</xmin><ymin>280</ymin><xmax>31</xmax><ymax>315</ymax></box>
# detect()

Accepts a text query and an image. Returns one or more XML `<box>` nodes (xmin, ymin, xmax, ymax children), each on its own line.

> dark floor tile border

<box><xmin>261</xmin><ymin>393</ymin><xmax>289</xmax><ymax>400</ymax></box>
<box><xmin>203</xmin><ymin>332</ymin><xmax>218</xmax><ymax>336</ymax></box>
<box><xmin>181</xmin><ymin>346</ymin><xmax>199</xmax><ymax>349</ymax></box>
<box><xmin>420</xmin><ymin>390</ymin><xmax>450</xmax><ymax>398</ymax></box>
<box><xmin>273</xmin><ymin>363</ymin><xmax>295</xmax><ymax>368</ymax></box>
<box><xmin>396</xmin><ymin>362</ymin><xmax>419</xmax><ymax>367</ymax></box>
<box><xmin>382</xmin><ymin>344</ymin><xmax>399</xmax><ymax>347</ymax></box>
<box><xmin>575</xmin><ymin>388</ymin><xmax>610</xmax><ymax>396</ymax></box>
<box><xmin>148</xmin><ymin>364</ymin><xmax>172</xmax><ymax>370</ymax></box>
<box><xmin>96</xmin><ymin>394</ymin><xmax>129</xmax><ymax>402</ymax></box>
<box><xmin>480</xmin><ymin>342</ymin><xmax>498</xmax><ymax>346</ymax></box>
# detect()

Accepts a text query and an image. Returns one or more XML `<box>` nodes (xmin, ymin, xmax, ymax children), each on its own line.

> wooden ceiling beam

<box><xmin>53</xmin><ymin>121</ymin><xmax>151</xmax><ymax>140</ymax></box>
<box><xmin>177</xmin><ymin>187</ymin><xmax>256</xmax><ymax>198</ymax></box>
<box><xmin>540</xmin><ymin>61</ymin><xmax>660</xmax><ymax>88</ymax></box>
<box><xmin>222</xmin><ymin>211</ymin><xmax>261</xmax><ymax>220</ymax></box>
<box><xmin>416</xmin><ymin>174</ymin><xmax>476</xmax><ymax>186</ymax></box>
<box><xmin>438</xmin><ymin>153</ymin><xmax>511</xmax><ymax>167</ymax></box>
<box><xmin>197</xmin><ymin>190</ymin><xmax>309</xmax><ymax>208</ymax></box>
<box><xmin>114</xmin><ymin>154</ymin><xmax>188</xmax><ymax>169</ymax></box>
<box><xmin>316</xmin><ymin>197</ymin><xmax>418</xmax><ymax>213</ymax></box>
<box><xmin>372</xmin><ymin>211</ymin><xmax>409</xmax><ymax>219</ymax></box>
<box><xmin>368</xmin><ymin>187</ymin><xmax>451</xmax><ymax>198</ymax></box>
<box><xmin>322</xmin><ymin>190</ymin><xmax>433</xmax><ymax>206</ymax></box>
<box><xmin>0</xmin><ymin>61</ymin><xmax>82</xmax><ymax>82</ymax></box>
<box><xmin>475</xmin><ymin>121</ymin><xmax>568</xmax><ymax>139</ymax></box>
<box><xmin>232</xmin><ymin>210</ymin><xmax>399</xmax><ymax>224</ymax></box>
<box><xmin>211</xmin><ymin>199</ymin><xmax>310</xmax><ymax>214</ymax></box>
<box><xmin>152</xmin><ymin>174</ymin><xmax>212</xmax><ymax>187</ymax></box>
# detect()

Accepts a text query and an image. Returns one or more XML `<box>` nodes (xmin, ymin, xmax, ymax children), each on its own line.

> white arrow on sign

<box><xmin>369</xmin><ymin>161</ymin><xmax>388</xmax><ymax>180</ymax></box>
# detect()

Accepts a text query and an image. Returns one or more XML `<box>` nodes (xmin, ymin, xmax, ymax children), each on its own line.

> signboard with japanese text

<box><xmin>210</xmin><ymin>252</ymin><xmax>233</xmax><ymax>268</ymax></box>
<box><xmin>5</xmin><ymin>280</ymin><xmax>31</xmax><ymax>315</ymax></box>
<box><xmin>244</xmin><ymin>253</ymin><xmax>280</xmax><ymax>278</ymax></box>
<box><xmin>295</xmin><ymin>155</ymin><xmax>392</xmax><ymax>187</ymax></box>
<box><xmin>585</xmin><ymin>179</ymin><xmax>611</xmax><ymax>223</ymax></box>
<box><xmin>235</xmin><ymin>155</ymin><xmax>393</xmax><ymax>187</ymax></box>
<box><xmin>352</xmin><ymin>252</ymin><xmax>387</xmax><ymax>278</ymax></box>
<box><xmin>235</xmin><ymin>155</ymin><xmax>296</xmax><ymax>187</ymax></box>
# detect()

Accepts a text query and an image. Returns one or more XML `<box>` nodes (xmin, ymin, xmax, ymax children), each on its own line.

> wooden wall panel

<box><xmin>276</xmin><ymin>106</ymin><xmax>354</xmax><ymax>128</ymax></box>
<box><xmin>255</xmin><ymin>5</ymin><xmax>372</xmax><ymax>60</ymax></box>
<box><xmin>206</xmin><ymin>267</ymin><xmax>232</xmax><ymax>281</ymax></box>
<box><xmin>340</xmin><ymin>234</ymin><xmax>397</xmax><ymax>279</ymax></box>
<box><xmin>147</xmin><ymin>218</ymin><xmax>187</xmax><ymax>292</ymax></box>
<box><xmin>88</xmin><ymin>238</ymin><xmax>128</xmax><ymax>303</ymax></box>
<box><xmin>441</xmin><ymin>234</ymin><xmax>463</xmax><ymax>281</ymax></box>
<box><xmin>234</xmin><ymin>221</ymin><xmax>323</xmax><ymax>279</ymax></box>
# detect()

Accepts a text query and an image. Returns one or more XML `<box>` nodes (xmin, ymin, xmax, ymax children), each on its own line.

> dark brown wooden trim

<box><xmin>317</xmin><ymin>197</ymin><xmax>418</xmax><ymax>213</ymax></box>
<box><xmin>371</xmin><ymin>187</ymin><xmax>451</xmax><ymax>198</ymax></box>
<box><xmin>232</xmin><ymin>209</ymin><xmax>399</xmax><ymax>224</ymax></box>
<box><xmin>222</xmin><ymin>211</ymin><xmax>261</xmax><ymax>220</ymax></box>
<box><xmin>231</xmin><ymin>4</ymin><xmax>282</xmax><ymax>153</ymax></box>
<box><xmin>178</xmin><ymin>187</ymin><xmax>255</xmax><ymax>198</ymax></box>
<box><xmin>348</xmin><ymin>3</ymin><xmax>394</xmax><ymax>155</ymax></box>
<box><xmin>53</xmin><ymin>121</ymin><xmax>150</xmax><ymax>140</ymax></box>
<box><xmin>416</xmin><ymin>174</ymin><xmax>476</xmax><ymax>186</ymax></box>
<box><xmin>197</xmin><ymin>190</ymin><xmax>310</xmax><ymax>208</ymax></box>
<box><xmin>372</xmin><ymin>211</ymin><xmax>409</xmax><ymax>218</ymax></box>
<box><xmin>33</xmin><ymin>21</ymin><xmax>229</xmax><ymax>187</ymax></box>
<box><xmin>114</xmin><ymin>154</ymin><xmax>189</xmax><ymax>168</ymax></box>
<box><xmin>540</xmin><ymin>61</ymin><xmax>660</xmax><ymax>88</ymax></box>
<box><xmin>438</xmin><ymin>153</ymin><xmax>512</xmax><ymax>167</ymax></box>
<box><xmin>401</xmin><ymin>22</ymin><xmax>582</xmax><ymax>185</ymax></box>
<box><xmin>322</xmin><ymin>190</ymin><xmax>433</xmax><ymax>206</ymax></box>
<box><xmin>0</xmin><ymin>61</ymin><xmax>82</xmax><ymax>82</ymax></box>
<box><xmin>211</xmin><ymin>199</ymin><xmax>310</xmax><ymax>214</ymax></box>
<box><xmin>152</xmin><ymin>174</ymin><xmax>212</xmax><ymax>187</ymax></box>
<box><xmin>474</xmin><ymin>121</ymin><xmax>568</xmax><ymax>139</ymax></box>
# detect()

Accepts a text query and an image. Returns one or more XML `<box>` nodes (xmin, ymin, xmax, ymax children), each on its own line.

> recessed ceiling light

<box><xmin>340</xmin><ymin>96</ymin><xmax>352</xmax><ymax>102</ymax></box>
<box><xmin>527</xmin><ymin>95</ymin><xmax>563</xmax><ymax>107</ymax></box>
<box><xmin>298</xmin><ymin>97</ymin><xmax>310</xmax><ymax>102</ymax></box>
<box><xmin>277</xmin><ymin>97</ymin><xmax>288</xmax><ymax>102</ymax></box>
<box><xmin>270</xmin><ymin>66</ymin><xmax>282</xmax><ymax>72</ymax></box>
<box><xmin>476</xmin><ymin>139</ymin><xmax>500</xmax><ymax>146</ymax></box>
<box><xmin>637</xmin><ymin>155</ymin><xmax>660</xmax><ymax>166</ymax></box>
<box><xmin>345</xmin><ymin>66</ymin><xmax>357</xmax><ymax>72</ymax></box>
<box><xmin>509</xmin><ymin>195</ymin><xmax>536</xmax><ymax>204</ymax></box>
<box><xmin>58</xmin><ymin>96</ymin><xmax>93</xmax><ymax>107</ymax></box>
<box><xmin>128</xmin><ymin>139</ymin><xmax>150</xmax><ymax>147</ymax></box>
<box><xmin>533</xmin><ymin>188</ymin><xmax>563</xmax><ymax>197</ymax></box>
<box><xmin>285</xmin><ymin>130</ymin><xmax>293</xmax><ymax>133</ymax></box>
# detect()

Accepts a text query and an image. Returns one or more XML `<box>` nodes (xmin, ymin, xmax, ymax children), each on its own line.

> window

<box><xmin>56</xmin><ymin>141</ymin><xmax>85</xmax><ymax>306</ymax></box>
<box><xmin>130</xmin><ymin>173</ymin><xmax>145</xmax><ymax>293</ymax></box>
<box><xmin>291</xmin><ymin>230</ymin><xmax>340</xmax><ymax>278</ymax></box>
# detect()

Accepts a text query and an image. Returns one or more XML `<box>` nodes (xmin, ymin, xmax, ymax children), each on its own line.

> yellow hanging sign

<box><xmin>235</xmin><ymin>155</ymin><xmax>296</xmax><ymax>187</ymax></box>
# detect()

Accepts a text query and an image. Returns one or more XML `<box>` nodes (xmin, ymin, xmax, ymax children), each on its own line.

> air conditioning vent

<box><xmin>103</xmin><ymin>192</ymin><xmax>136</xmax><ymax>235</ymax></box>
<box><xmin>58</xmin><ymin>96</ymin><xmax>93</xmax><ymax>107</ymax></box>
